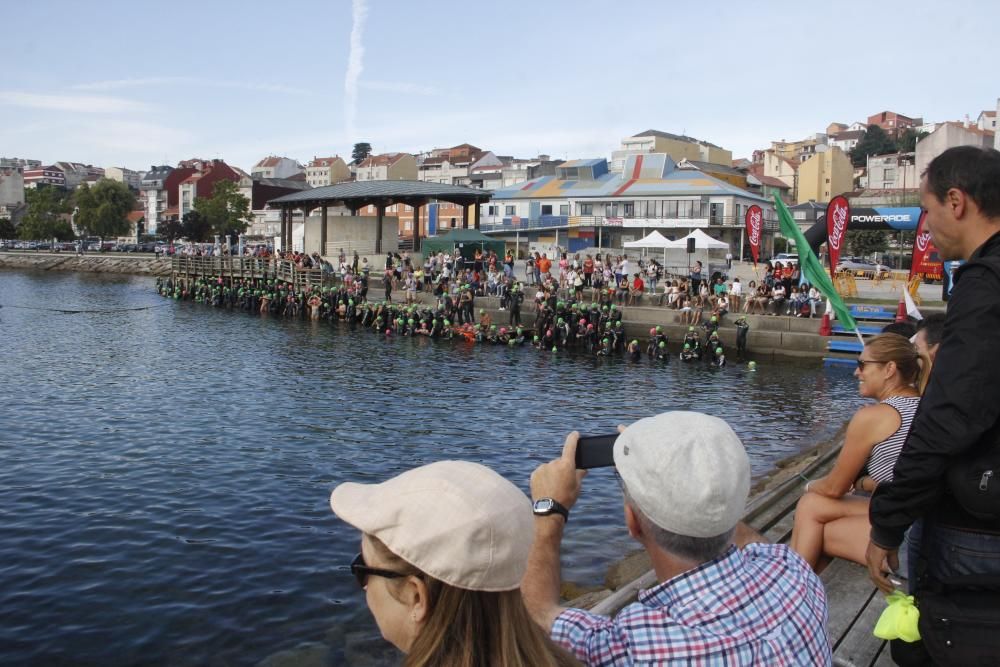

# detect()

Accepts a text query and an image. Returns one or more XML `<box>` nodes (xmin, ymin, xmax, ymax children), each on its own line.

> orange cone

<box><xmin>895</xmin><ymin>298</ymin><xmax>907</xmax><ymax>323</ymax></box>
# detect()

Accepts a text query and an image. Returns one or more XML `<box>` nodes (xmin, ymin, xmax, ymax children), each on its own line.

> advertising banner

<box><xmin>744</xmin><ymin>204</ymin><xmax>762</xmax><ymax>266</ymax></box>
<box><xmin>910</xmin><ymin>210</ymin><xmax>944</xmax><ymax>282</ymax></box>
<box><xmin>826</xmin><ymin>195</ymin><xmax>850</xmax><ymax>271</ymax></box>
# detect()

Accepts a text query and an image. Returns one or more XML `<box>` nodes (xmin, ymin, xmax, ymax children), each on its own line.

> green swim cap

<box><xmin>688</xmin><ymin>326</ymin><xmax>694</xmax><ymax>332</ymax></box>
<box><xmin>533</xmin><ymin>335</ymin><xmax>540</xmax><ymax>341</ymax></box>
<box><xmin>684</xmin><ymin>343</ymin><xmax>691</xmax><ymax>349</ymax></box>
<box><xmin>656</xmin><ymin>326</ymin><xmax>663</xmax><ymax>332</ymax></box>
<box><xmin>716</xmin><ymin>347</ymin><xmax>723</xmax><ymax>354</ymax></box>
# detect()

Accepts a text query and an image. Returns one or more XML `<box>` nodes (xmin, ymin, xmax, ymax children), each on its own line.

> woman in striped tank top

<box><xmin>790</xmin><ymin>333</ymin><xmax>930</xmax><ymax>572</ymax></box>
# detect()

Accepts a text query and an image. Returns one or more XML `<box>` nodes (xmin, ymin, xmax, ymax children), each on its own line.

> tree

<box><xmin>74</xmin><ymin>180</ymin><xmax>136</xmax><ymax>239</ymax></box>
<box><xmin>19</xmin><ymin>186</ymin><xmax>73</xmax><ymax>240</ymax></box>
<box><xmin>895</xmin><ymin>128</ymin><xmax>928</xmax><ymax>153</ymax></box>
<box><xmin>181</xmin><ymin>210</ymin><xmax>212</xmax><ymax>241</ymax></box>
<box><xmin>193</xmin><ymin>180</ymin><xmax>251</xmax><ymax>239</ymax></box>
<box><xmin>846</xmin><ymin>229</ymin><xmax>889</xmax><ymax>258</ymax></box>
<box><xmin>0</xmin><ymin>217</ymin><xmax>16</xmax><ymax>240</ymax></box>
<box><xmin>849</xmin><ymin>125</ymin><xmax>897</xmax><ymax>167</ymax></box>
<box><xmin>159</xmin><ymin>216</ymin><xmax>184</xmax><ymax>242</ymax></box>
<box><xmin>351</xmin><ymin>142</ymin><xmax>372</xmax><ymax>164</ymax></box>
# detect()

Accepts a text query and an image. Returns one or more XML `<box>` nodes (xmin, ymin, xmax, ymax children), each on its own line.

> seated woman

<box><xmin>330</xmin><ymin>461</ymin><xmax>578</xmax><ymax>667</ymax></box>
<box><xmin>790</xmin><ymin>333</ymin><xmax>929</xmax><ymax>572</ymax></box>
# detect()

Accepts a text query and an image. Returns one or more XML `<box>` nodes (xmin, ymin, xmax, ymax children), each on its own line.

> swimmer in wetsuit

<box><xmin>680</xmin><ymin>343</ymin><xmax>697</xmax><ymax>362</ymax></box>
<box><xmin>734</xmin><ymin>316</ymin><xmax>750</xmax><ymax>360</ymax></box>
<box><xmin>654</xmin><ymin>340</ymin><xmax>670</xmax><ymax>362</ymax></box>
<box><xmin>626</xmin><ymin>339</ymin><xmax>642</xmax><ymax>362</ymax></box>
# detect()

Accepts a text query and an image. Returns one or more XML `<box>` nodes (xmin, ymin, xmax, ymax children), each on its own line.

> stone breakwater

<box><xmin>0</xmin><ymin>253</ymin><xmax>172</xmax><ymax>276</ymax></box>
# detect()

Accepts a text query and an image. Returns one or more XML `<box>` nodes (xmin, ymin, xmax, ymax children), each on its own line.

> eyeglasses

<box><xmin>350</xmin><ymin>553</ymin><xmax>408</xmax><ymax>589</ymax></box>
<box><xmin>856</xmin><ymin>358</ymin><xmax>887</xmax><ymax>371</ymax></box>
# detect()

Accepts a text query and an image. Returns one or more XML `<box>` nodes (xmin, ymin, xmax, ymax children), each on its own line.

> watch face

<box><xmin>534</xmin><ymin>499</ymin><xmax>554</xmax><ymax>512</ymax></box>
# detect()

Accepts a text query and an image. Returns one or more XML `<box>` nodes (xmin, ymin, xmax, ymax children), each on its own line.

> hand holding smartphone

<box><xmin>575</xmin><ymin>434</ymin><xmax>618</xmax><ymax>469</ymax></box>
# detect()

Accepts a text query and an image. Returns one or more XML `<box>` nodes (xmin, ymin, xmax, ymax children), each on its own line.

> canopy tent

<box><xmin>421</xmin><ymin>228</ymin><xmax>506</xmax><ymax>262</ymax></box>
<box><xmin>675</xmin><ymin>228</ymin><xmax>730</xmax><ymax>250</ymax></box>
<box><xmin>624</xmin><ymin>230</ymin><xmax>685</xmax><ymax>264</ymax></box>
<box><xmin>622</xmin><ymin>230</ymin><xmax>684</xmax><ymax>249</ymax></box>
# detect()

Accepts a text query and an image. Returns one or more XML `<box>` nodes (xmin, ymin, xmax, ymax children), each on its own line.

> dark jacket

<box><xmin>870</xmin><ymin>230</ymin><xmax>1000</xmax><ymax>548</ymax></box>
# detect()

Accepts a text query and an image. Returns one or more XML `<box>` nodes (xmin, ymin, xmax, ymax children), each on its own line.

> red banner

<box><xmin>910</xmin><ymin>210</ymin><xmax>943</xmax><ymax>281</ymax></box>
<box><xmin>744</xmin><ymin>205</ymin><xmax>762</xmax><ymax>267</ymax></box>
<box><xmin>826</xmin><ymin>195</ymin><xmax>850</xmax><ymax>271</ymax></box>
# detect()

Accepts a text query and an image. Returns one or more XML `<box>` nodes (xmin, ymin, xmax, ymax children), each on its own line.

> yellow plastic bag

<box><xmin>873</xmin><ymin>591</ymin><xmax>921</xmax><ymax>642</ymax></box>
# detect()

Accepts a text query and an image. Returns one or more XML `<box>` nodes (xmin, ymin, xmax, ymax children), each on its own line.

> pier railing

<box><xmin>171</xmin><ymin>257</ymin><xmax>327</xmax><ymax>289</ymax></box>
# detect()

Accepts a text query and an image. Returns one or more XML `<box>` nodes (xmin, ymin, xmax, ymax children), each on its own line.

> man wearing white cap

<box><xmin>522</xmin><ymin>411</ymin><xmax>832</xmax><ymax>666</ymax></box>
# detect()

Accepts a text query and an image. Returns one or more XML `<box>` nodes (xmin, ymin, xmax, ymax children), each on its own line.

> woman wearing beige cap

<box><xmin>330</xmin><ymin>460</ymin><xmax>578</xmax><ymax>667</ymax></box>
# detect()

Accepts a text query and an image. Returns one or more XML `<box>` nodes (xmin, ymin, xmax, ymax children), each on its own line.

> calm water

<box><xmin>0</xmin><ymin>270</ymin><xmax>866</xmax><ymax>666</ymax></box>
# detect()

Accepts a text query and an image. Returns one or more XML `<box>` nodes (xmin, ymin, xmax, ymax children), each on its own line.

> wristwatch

<box><xmin>532</xmin><ymin>498</ymin><xmax>569</xmax><ymax>523</ymax></box>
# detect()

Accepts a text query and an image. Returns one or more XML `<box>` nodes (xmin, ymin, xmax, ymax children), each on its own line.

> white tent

<box><xmin>622</xmin><ymin>230</ymin><xmax>683</xmax><ymax>249</ymax></box>
<box><xmin>623</xmin><ymin>230</ymin><xmax>684</xmax><ymax>264</ymax></box>
<box><xmin>675</xmin><ymin>228</ymin><xmax>729</xmax><ymax>250</ymax></box>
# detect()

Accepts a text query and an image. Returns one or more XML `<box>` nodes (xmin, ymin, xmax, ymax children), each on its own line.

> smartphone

<box><xmin>575</xmin><ymin>434</ymin><xmax>618</xmax><ymax>469</ymax></box>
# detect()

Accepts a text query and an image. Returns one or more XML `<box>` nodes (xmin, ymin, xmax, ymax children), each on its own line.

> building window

<box><xmin>580</xmin><ymin>203</ymin><xmax>593</xmax><ymax>215</ymax></box>
<box><xmin>559</xmin><ymin>204</ymin><xmax>569</xmax><ymax>216</ymax></box>
<box><xmin>623</xmin><ymin>202</ymin><xmax>634</xmax><ymax>217</ymax></box>
<box><xmin>541</xmin><ymin>204</ymin><xmax>553</xmax><ymax>216</ymax></box>
<box><xmin>505</xmin><ymin>205</ymin><xmax>516</xmax><ymax>216</ymax></box>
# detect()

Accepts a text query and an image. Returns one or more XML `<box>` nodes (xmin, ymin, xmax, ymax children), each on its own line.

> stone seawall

<box><xmin>0</xmin><ymin>253</ymin><xmax>171</xmax><ymax>276</ymax></box>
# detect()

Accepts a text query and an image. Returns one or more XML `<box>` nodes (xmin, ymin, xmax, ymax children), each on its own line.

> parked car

<box><xmin>836</xmin><ymin>259</ymin><xmax>891</xmax><ymax>278</ymax></box>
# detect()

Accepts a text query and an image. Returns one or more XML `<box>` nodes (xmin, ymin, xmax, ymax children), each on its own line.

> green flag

<box><xmin>773</xmin><ymin>195</ymin><xmax>858</xmax><ymax>330</ymax></box>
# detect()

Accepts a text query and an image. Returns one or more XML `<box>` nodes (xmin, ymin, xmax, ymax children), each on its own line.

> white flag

<box><xmin>826</xmin><ymin>298</ymin><xmax>835</xmax><ymax>321</ymax></box>
<box><xmin>903</xmin><ymin>288</ymin><xmax>923</xmax><ymax>321</ymax></box>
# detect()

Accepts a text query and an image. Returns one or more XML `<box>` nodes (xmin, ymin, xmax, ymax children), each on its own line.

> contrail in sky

<box><xmin>344</xmin><ymin>0</ymin><xmax>368</xmax><ymax>144</ymax></box>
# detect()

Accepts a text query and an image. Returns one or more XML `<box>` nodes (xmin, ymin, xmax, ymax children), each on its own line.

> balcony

<box><xmin>479</xmin><ymin>214</ymin><xmax>778</xmax><ymax>233</ymax></box>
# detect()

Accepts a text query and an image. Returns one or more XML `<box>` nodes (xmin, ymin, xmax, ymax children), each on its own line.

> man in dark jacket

<box><xmin>866</xmin><ymin>147</ymin><xmax>1000</xmax><ymax>650</ymax></box>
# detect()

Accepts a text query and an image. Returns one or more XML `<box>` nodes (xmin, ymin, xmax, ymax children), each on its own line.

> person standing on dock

<box><xmin>523</xmin><ymin>412</ymin><xmax>831</xmax><ymax>666</ymax></box>
<box><xmin>866</xmin><ymin>146</ymin><xmax>1000</xmax><ymax>664</ymax></box>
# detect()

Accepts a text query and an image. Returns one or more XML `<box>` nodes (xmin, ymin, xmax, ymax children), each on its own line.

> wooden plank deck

<box><xmin>590</xmin><ymin>441</ymin><xmax>894</xmax><ymax>665</ymax></box>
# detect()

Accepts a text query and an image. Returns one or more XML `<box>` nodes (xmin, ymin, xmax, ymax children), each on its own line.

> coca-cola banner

<box><xmin>826</xmin><ymin>196</ymin><xmax>850</xmax><ymax>271</ymax></box>
<box><xmin>910</xmin><ymin>210</ymin><xmax>943</xmax><ymax>281</ymax></box>
<box><xmin>744</xmin><ymin>204</ymin><xmax>763</xmax><ymax>266</ymax></box>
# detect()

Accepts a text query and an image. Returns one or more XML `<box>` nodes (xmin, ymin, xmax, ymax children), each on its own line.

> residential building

<box><xmin>239</xmin><ymin>176</ymin><xmax>313</xmax><ymax>238</ymax></box>
<box><xmin>355</xmin><ymin>152</ymin><xmax>417</xmax><ymax>181</ymax></box>
<box><xmin>753</xmin><ymin>149</ymin><xmax>798</xmax><ymax>192</ymax></box>
<box><xmin>23</xmin><ymin>165</ymin><xmax>66</xmax><ymax>189</ymax></box>
<box><xmin>796</xmin><ymin>147</ymin><xmax>853</xmax><ymax>204</ymax></box>
<box><xmin>829</xmin><ymin>129</ymin><xmax>865</xmax><ymax>153</ymax></box>
<box><xmin>498</xmin><ymin>155</ymin><xmax>561</xmax><ymax>187</ymax></box>
<box><xmin>177</xmin><ymin>160</ymin><xmax>242</xmax><ymax>220</ymax></box>
<box><xmin>251</xmin><ymin>156</ymin><xmax>304</xmax><ymax>180</ymax></box>
<box><xmin>866</xmin><ymin>111</ymin><xmax>921</xmax><ymax>137</ymax></box>
<box><xmin>105</xmin><ymin>166</ymin><xmax>142</xmax><ymax>190</ymax></box>
<box><xmin>978</xmin><ymin>109</ymin><xmax>997</xmax><ymax>133</ymax></box>
<box><xmin>0</xmin><ymin>164</ymin><xmax>25</xmax><ymax>216</ymax></box>
<box><xmin>787</xmin><ymin>201</ymin><xmax>827</xmax><ymax>233</ymax></box>
<box><xmin>482</xmin><ymin>154</ymin><xmax>772</xmax><ymax>259</ymax></box>
<box><xmin>610</xmin><ymin>130</ymin><xmax>733</xmax><ymax>173</ymax></box>
<box><xmin>305</xmin><ymin>156</ymin><xmax>351</xmax><ymax>188</ymax></box>
<box><xmin>768</xmin><ymin>135</ymin><xmax>829</xmax><ymax>163</ymax></box>
<box><xmin>996</xmin><ymin>98</ymin><xmax>1000</xmax><ymax>150</ymax></box>
<box><xmin>915</xmin><ymin>121</ymin><xmax>996</xmax><ymax>177</ymax></box>
<box><xmin>744</xmin><ymin>165</ymin><xmax>793</xmax><ymax>205</ymax></box>
<box><xmin>826</xmin><ymin>122</ymin><xmax>849</xmax><ymax>136</ymax></box>
<box><xmin>0</xmin><ymin>157</ymin><xmax>41</xmax><ymax>170</ymax></box>
<box><xmin>866</xmin><ymin>152</ymin><xmax>917</xmax><ymax>191</ymax></box>
<box><xmin>847</xmin><ymin>122</ymin><xmax>868</xmax><ymax>132</ymax></box>
<box><xmin>417</xmin><ymin>144</ymin><xmax>502</xmax><ymax>186</ymax></box>
<box><xmin>53</xmin><ymin>162</ymin><xmax>104</xmax><ymax>189</ymax></box>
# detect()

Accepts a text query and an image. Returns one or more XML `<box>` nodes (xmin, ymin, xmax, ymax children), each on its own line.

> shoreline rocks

<box><xmin>0</xmin><ymin>253</ymin><xmax>171</xmax><ymax>276</ymax></box>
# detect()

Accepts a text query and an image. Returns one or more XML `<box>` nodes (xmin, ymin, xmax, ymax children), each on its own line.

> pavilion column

<box><xmin>463</xmin><ymin>204</ymin><xmax>471</xmax><ymax>229</ymax></box>
<box><xmin>320</xmin><ymin>205</ymin><xmax>328</xmax><ymax>257</ymax></box>
<box><xmin>281</xmin><ymin>208</ymin><xmax>289</xmax><ymax>252</ymax></box>
<box><xmin>413</xmin><ymin>203</ymin><xmax>421</xmax><ymax>252</ymax></box>
<box><xmin>301</xmin><ymin>206</ymin><xmax>313</xmax><ymax>253</ymax></box>
<box><xmin>472</xmin><ymin>202</ymin><xmax>481</xmax><ymax>231</ymax></box>
<box><xmin>376</xmin><ymin>203</ymin><xmax>385</xmax><ymax>255</ymax></box>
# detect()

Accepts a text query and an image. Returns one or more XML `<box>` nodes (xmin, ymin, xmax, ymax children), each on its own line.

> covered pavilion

<box><xmin>268</xmin><ymin>181</ymin><xmax>492</xmax><ymax>254</ymax></box>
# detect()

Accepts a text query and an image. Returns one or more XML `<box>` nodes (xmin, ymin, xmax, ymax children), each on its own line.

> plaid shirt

<box><xmin>551</xmin><ymin>544</ymin><xmax>831</xmax><ymax>666</ymax></box>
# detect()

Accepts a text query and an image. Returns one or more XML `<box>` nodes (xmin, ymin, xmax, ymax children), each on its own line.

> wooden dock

<box><xmin>590</xmin><ymin>442</ymin><xmax>895</xmax><ymax>666</ymax></box>
<box><xmin>170</xmin><ymin>256</ymin><xmax>327</xmax><ymax>290</ymax></box>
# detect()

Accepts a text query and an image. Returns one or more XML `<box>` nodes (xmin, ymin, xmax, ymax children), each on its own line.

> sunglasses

<box><xmin>856</xmin><ymin>358</ymin><xmax>887</xmax><ymax>371</ymax></box>
<box><xmin>350</xmin><ymin>553</ymin><xmax>408</xmax><ymax>589</ymax></box>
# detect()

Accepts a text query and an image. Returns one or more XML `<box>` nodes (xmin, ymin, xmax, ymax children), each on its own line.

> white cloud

<box><xmin>0</xmin><ymin>91</ymin><xmax>149</xmax><ymax>114</ymax></box>
<box><xmin>72</xmin><ymin>77</ymin><xmax>312</xmax><ymax>96</ymax></box>
<box><xmin>360</xmin><ymin>80</ymin><xmax>437</xmax><ymax>96</ymax></box>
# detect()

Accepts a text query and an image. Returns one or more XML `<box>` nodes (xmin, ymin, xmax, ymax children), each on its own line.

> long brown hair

<box><xmin>865</xmin><ymin>333</ymin><xmax>932</xmax><ymax>394</ymax></box>
<box><xmin>368</xmin><ymin>536</ymin><xmax>579</xmax><ymax>667</ymax></box>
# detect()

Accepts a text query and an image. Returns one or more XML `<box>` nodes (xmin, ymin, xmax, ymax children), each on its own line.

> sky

<box><xmin>2</xmin><ymin>0</ymin><xmax>998</xmax><ymax>172</ymax></box>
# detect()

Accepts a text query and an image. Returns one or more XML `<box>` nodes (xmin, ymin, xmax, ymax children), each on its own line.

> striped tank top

<box><xmin>865</xmin><ymin>395</ymin><xmax>921</xmax><ymax>483</ymax></box>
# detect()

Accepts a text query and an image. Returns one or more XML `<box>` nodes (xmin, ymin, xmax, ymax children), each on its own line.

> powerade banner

<box><xmin>744</xmin><ymin>204</ymin><xmax>762</xmax><ymax>267</ymax></box>
<box><xmin>826</xmin><ymin>196</ymin><xmax>850</xmax><ymax>272</ymax></box>
<box><xmin>910</xmin><ymin>210</ymin><xmax>944</xmax><ymax>281</ymax></box>
<box><xmin>847</xmin><ymin>207</ymin><xmax>922</xmax><ymax>230</ymax></box>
